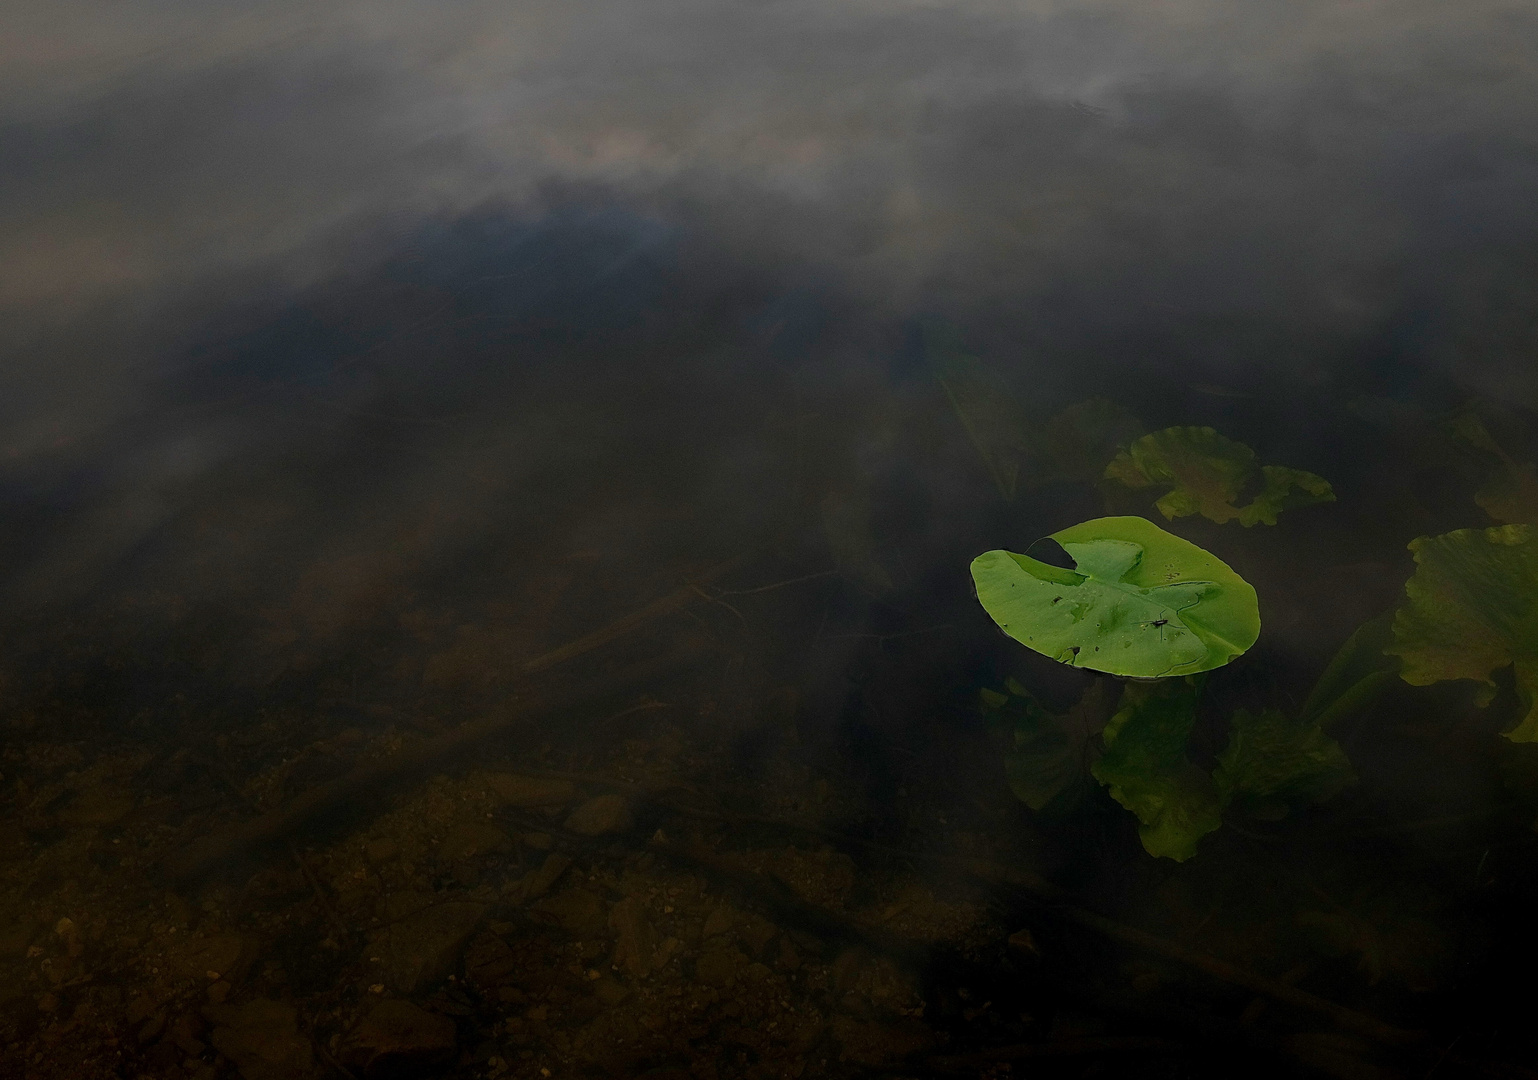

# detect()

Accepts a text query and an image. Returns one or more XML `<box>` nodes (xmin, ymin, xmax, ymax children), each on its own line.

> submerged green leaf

<box><xmin>1214</xmin><ymin>708</ymin><xmax>1356</xmax><ymax>819</ymax></box>
<box><xmin>1386</xmin><ymin>524</ymin><xmax>1538</xmax><ymax>741</ymax></box>
<box><xmin>985</xmin><ymin>679</ymin><xmax>1114</xmax><ymax>810</ymax></box>
<box><xmin>1448</xmin><ymin>410</ymin><xmax>1538</xmax><ymax>526</ymax></box>
<box><xmin>1239</xmin><ymin>466</ymin><xmax>1338</xmax><ymax>527</ymax></box>
<box><xmin>1297</xmin><ymin>612</ymin><xmax>1399</xmax><ymax>730</ymax></box>
<box><xmin>1092</xmin><ymin>680</ymin><xmax>1223</xmax><ymax>861</ymax></box>
<box><xmin>971</xmin><ymin>516</ymin><xmax>1260</xmax><ymax>678</ymax></box>
<box><xmin>1105</xmin><ymin>426</ymin><xmax>1334</xmax><ymax>526</ymax></box>
<box><xmin>1106</xmin><ymin>427</ymin><xmax>1255</xmax><ymax>523</ymax></box>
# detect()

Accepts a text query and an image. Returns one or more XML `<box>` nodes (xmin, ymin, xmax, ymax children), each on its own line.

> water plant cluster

<box><xmin>929</xmin><ymin>326</ymin><xmax>1538</xmax><ymax>860</ymax></box>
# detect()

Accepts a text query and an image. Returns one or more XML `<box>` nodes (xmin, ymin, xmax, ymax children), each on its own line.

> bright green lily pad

<box><xmin>1105</xmin><ymin>426</ymin><xmax>1334</xmax><ymax>526</ymax></box>
<box><xmin>1092</xmin><ymin>679</ymin><xmax>1223</xmax><ymax>861</ymax></box>
<box><xmin>1386</xmin><ymin>524</ymin><xmax>1538</xmax><ymax>742</ymax></box>
<box><xmin>971</xmin><ymin>516</ymin><xmax>1260</xmax><ymax>678</ymax></box>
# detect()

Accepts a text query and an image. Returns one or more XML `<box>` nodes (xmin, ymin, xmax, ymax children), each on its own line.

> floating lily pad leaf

<box><xmin>1214</xmin><ymin>708</ymin><xmax>1355</xmax><ymax>820</ymax></box>
<box><xmin>983</xmin><ymin>679</ymin><xmax>1114</xmax><ymax>810</ymax></box>
<box><xmin>923</xmin><ymin>321</ymin><xmax>1031</xmax><ymax>501</ymax></box>
<box><xmin>1387</xmin><ymin>524</ymin><xmax>1538</xmax><ymax>741</ymax></box>
<box><xmin>1105</xmin><ymin>426</ymin><xmax>1334</xmax><ymax>526</ymax></box>
<box><xmin>1091</xmin><ymin>680</ymin><xmax>1223</xmax><ymax>861</ymax></box>
<box><xmin>1297</xmin><ymin>612</ymin><xmax>1399</xmax><ymax>730</ymax></box>
<box><xmin>971</xmin><ymin>516</ymin><xmax>1260</xmax><ymax>678</ymax></box>
<box><xmin>1448</xmin><ymin>411</ymin><xmax>1538</xmax><ymax>526</ymax></box>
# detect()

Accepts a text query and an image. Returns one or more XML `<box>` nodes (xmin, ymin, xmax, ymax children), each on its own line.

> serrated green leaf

<box><xmin>971</xmin><ymin>516</ymin><xmax>1260</xmax><ymax>678</ymax></box>
<box><xmin>1107</xmin><ymin>426</ymin><xmax>1255</xmax><ymax>523</ymax></box>
<box><xmin>1105</xmin><ymin>426</ymin><xmax>1333</xmax><ymax>526</ymax></box>
<box><xmin>1386</xmin><ymin>524</ymin><xmax>1538</xmax><ymax>741</ymax></box>
<box><xmin>1091</xmin><ymin>680</ymin><xmax>1223</xmax><ymax>861</ymax></box>
<box><xmin>1214</xmin><ymin>708</ymin><xmax>1356</xmax><ymax>818</ymax></box>
<box><xmin>1238</xmin><ymin>465</ymin><xmax>1338</xmax><ymax>526</ymax></box>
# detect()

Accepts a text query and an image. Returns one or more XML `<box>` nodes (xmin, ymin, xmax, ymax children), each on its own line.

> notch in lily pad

<box><xmin>971</xmin><ymin>516</ymin><xmax>1260</xmax><ymax>679</ymax></box>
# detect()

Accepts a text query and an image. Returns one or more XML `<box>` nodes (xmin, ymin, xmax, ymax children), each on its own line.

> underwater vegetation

<box><xmin>1387</xmin><ymin>523</ymin><xmax>1538</xmax><ymax>742</ymax></box>
<box><xmin>1448</xmin><ymin>410</ymin><xmax>1538</xmax><ymax>526</ymax></box>
<box><xmin>933</xmin><ymin>326</ymin><xmax>1538</xmax><ymax>861</ymax></box>
<box><xmin>1104</xmin><ymin>426</ymin><xmax>1335</xmax><ymax>527</ymax></box>
<box><xmin>973</xmin><ymin>516</ymin><xmax>1356</xmax><ymax>860</ymax></box>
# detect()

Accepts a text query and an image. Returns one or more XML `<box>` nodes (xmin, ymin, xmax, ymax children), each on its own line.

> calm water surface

<box><xmin>3</xmin><ymin>3</ymin><xmax>1538</xmax><ymax>1078</ymax></box>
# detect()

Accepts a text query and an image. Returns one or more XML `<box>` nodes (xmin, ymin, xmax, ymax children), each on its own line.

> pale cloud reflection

<box><xmin>2</xmin><ymin>0</ymin><xmax>1537</xmax><ymax>466</ymax></box>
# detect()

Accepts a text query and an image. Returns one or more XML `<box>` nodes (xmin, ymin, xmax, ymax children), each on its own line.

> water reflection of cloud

<box><xmin>5</xmin><ymin>4</ymin><xmax>1534</xmax><ymax>326</ymax></box>
<box><xmin>2</xmin><ymin>0</ymin><xmax>1537</xmax><ymax>615</ymax></box>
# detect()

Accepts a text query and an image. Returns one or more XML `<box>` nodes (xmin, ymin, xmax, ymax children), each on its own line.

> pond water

<box><xmin>3</xmin><ymin>3</ymin><xmax>1538</xmax><ymax>1078</ymax></box>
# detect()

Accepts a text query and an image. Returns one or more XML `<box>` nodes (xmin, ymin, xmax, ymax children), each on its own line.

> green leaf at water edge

<box><xmin>1091</xmin><ymin>680</ymin><xmax>1223</xmax><ymax>861</ymax></box>
<box><xmin>1386</xmin><ymin>524</ymin><xmax>1538</xmax><ymax>742</ymax></box>
<box><xmin>970</xmin><ymin>515</ymin><xmax>1260</xmax><ymax>678</ymax></box>
<box><xmin>1214</xmin><ymin>709</ymin><xmax>1356</xmax><ymax>820</ymax></box>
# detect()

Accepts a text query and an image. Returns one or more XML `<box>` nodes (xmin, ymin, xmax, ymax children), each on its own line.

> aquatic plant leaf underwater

<box><xmin>1387</xmin><ymin>524</ymin><xmax>1538</xmax><ymax>741</ymax></box>
<box><xmin>1213</xmin><ymin>708</ymin><xmax>1355</xmax><ymax>820</ymax></box>
<box><xmin>982</xmin><ymin>678</ymin><xmax>1114</xmax><ymax>810</ymax></box>
<box><xmin>988</xmin><ymin>614</ymin><xmax>1384</xmax><ymax>858</ymax></box>
<box><xmin>921</xmin><ymin>321</ymin><xmax>1143</xmax><ymax>499</ymax></box>
<box><xmin>1447</xmin><ymin>410</ymin><xmax>1538</xmax><ymax>526</ymax></box>
<box><xmin>1091</xmin><ymin>679</ymin><xmax>1223</xmax><ymax>861</ymax></box>
<box><xmin>1296</xmin><ymin>611</ymin><xmax>1399</xmax><ymax>731</ymax></box>
<box><xmin>1104</xmin><ymin>426</ymin><xmax>1334</xmax><ymax>526</ymax></box>
<box><xmin>971</xmin><ymin>516</ymin><xmax>1260</xmax><ymax>678</ymax></box>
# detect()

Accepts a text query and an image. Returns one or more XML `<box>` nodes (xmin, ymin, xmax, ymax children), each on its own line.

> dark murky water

<box><xmin>4</xmin><ymin>5</ymin><xmax>1538</xmax><ymax>1078</ymax></box>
